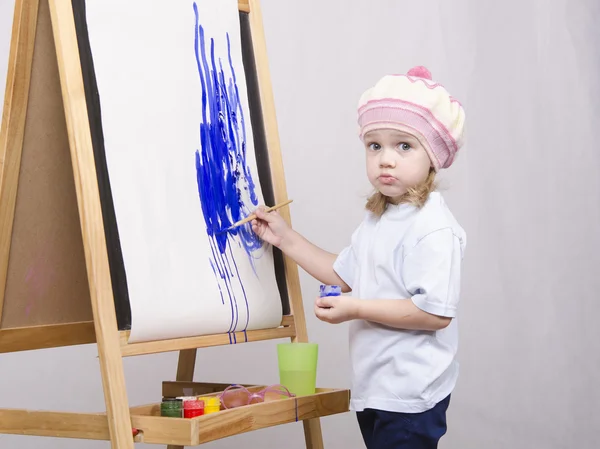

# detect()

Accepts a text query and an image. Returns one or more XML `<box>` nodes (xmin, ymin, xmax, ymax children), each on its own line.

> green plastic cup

<box><xmin>277</xmin><ymin>342</ymin><xmax>318</xmax><ymax>396</ymax></box>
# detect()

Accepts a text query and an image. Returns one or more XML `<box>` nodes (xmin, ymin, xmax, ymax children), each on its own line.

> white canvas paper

<box><xmin>84</xmin><ymin>0</ymin><xmax>283</xmax><ymax>342</ymax></box>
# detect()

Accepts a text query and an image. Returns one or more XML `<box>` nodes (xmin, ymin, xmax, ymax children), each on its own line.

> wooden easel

<box><xmin>0</xmin><ymin>0</ymin><xmax>349</xmax><ymax>448</ymax></box>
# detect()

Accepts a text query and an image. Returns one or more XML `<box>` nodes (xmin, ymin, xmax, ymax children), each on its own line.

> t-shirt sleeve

<box><xmin>333</xmin><ymin>245</ymin><xmax>356</xmax><ymax>288</ymax></box>
<box><xmin>333</xmin><ymin>223</ymin><xmax>363</xmax><ymax>289</ymax></box>
<box><xmin>401</xmin><ymin>228</ymin><xmax>463</xmax><ymax>318</ymax></box>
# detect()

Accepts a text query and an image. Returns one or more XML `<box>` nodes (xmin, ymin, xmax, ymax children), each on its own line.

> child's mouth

<box><xmin>379</xmin><ymin>175</ymin><xmax>396</xmax><ymax>185</ymax></box>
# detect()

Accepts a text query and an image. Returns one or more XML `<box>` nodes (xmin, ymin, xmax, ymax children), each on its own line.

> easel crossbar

<box><xmin>0</xmin><ymin>321</ymin><xmax>95</xmax><ymax>353</ymax></box>
<box><xmin>0</xmin><ymin>315</ymin><xmax>295</xmax><ymax>355</ymax></box>
<box><xmin>120</xmin><ymin>315</ymin><xmax>296</xmax><ymax>357</ymax></box>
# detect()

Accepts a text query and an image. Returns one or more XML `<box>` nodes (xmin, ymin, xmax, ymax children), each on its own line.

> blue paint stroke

<box><xmin>193</xmin><ymin>2</ymin><xmax>262</xmax><ymax>343</ymax></box>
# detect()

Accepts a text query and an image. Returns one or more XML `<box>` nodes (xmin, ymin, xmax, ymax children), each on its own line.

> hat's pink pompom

<box><xmin>407</xmin><ymin>66</ymin><xmax>432</xmax><ymax>80</ymax></box>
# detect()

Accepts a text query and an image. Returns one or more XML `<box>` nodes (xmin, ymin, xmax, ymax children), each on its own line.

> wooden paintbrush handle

<box><xmin>232</xmin><ymin>199</ymin><xmax>293</xmax><ymax>228</ymax></box>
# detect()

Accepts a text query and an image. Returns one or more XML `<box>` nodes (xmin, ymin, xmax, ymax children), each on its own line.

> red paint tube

<box><xmin>183</xmin><ymin>399</ymin><xmax>205</xmax><ymax>418</ymax></box>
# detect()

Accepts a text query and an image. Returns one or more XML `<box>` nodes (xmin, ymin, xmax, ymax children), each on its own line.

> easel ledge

<box><xmin>0</xmin><ymin>315</ymin><xmax>295</xmax><ymax>356</ymax></box>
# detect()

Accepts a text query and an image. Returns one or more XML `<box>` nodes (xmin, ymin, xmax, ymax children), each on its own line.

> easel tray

<box><xmin>0</xmin><ymin>387</ymin><xmax>350</xmax><ymax>446</ymax></box>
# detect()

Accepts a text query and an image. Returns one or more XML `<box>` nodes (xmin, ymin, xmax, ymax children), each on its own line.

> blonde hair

<box><xmin>365</xmin><ymin>167</ymin><xmax>437</xmax><ymax>216</ymax></box>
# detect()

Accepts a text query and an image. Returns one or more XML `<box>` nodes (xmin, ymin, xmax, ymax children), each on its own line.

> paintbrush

<box><xmin>218</xmin><ymin>199</ymin><xmax>293</xmax><ymax>234</ymax></box>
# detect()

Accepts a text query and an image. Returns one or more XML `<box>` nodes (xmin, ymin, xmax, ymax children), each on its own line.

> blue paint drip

<box><xmin>193</xmin><ymin>2</ymin><xmax>261</xmax><ymax>342</ymax></box>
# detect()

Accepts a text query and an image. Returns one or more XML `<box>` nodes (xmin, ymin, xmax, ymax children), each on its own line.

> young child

<box><xmin>251</xmin><ymin>66</ymin><xmax>466</xmax><ymax>449</ymax></box>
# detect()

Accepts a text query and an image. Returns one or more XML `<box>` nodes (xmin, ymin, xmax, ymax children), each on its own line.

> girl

<box><xmin>252</xmin><ymin>66</ymin><xmax>466</xmax><ymax>449</ymax></box>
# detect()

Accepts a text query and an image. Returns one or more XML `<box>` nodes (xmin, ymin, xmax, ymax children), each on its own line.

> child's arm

<box><xmin>315</xmin><ymin>228</ymin><xmax>462</xmax><ymax>332</ymax></box>
<box><xmin>252</xmin><ymin>207</ymin><xmax>350</xmax><ymax>290</ymax></box>
<box><xmin>356</xmin><ymin>299</ymin><xmax>451</xmax><ymax>331</ymax></box>
<box><xmin>314</xmin><ymin>296</ymin><xmax>450</xmax><ymax>331</ymax></box>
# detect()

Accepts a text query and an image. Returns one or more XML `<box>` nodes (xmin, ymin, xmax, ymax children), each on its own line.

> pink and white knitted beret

<box><xmin>357</xmin><ymin>66</ymin><xmax>465</xmax><ymax>171</ymax></box>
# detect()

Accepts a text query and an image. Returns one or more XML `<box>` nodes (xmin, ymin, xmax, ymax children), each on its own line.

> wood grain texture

<box><xmin>47</xmin><ymin>1</ymin><xmax>133</xmax><ymax>447</ymax></box>
<box><xmin>246</xmin><ymin>0</ymin><xmax>308</xmax><ymax>342</ymax></box>
<box><xmin>175</xmin><ymin>349</ymin><xmax>197</xmax><ymax>381</ymax></box>
<box><xmin>162</xmin><ymin>381</ymin><xmax>257</xmax><ymax>398</ymax></box>
<box><xmin>0</xmin><ymin>0</ymin><xmax>39</xmax><ymax>324</ymax></box>
<box><xmin>154</xmin><ymin>388</ymin><xmax>346</xmax><ymax>445</ymax></box>
<box><xmin>194</xmin><ymin>388</ymin><xmax>348</xmax><ymax>444</ymax></box>
<box><xmin>0</xmin><ymin>409</ymin><xmax>116</xmax><ymax>441</ymax></box>
<box><xmin>0</xmin><ymin>388</ymin><xmax>348</xmax><ymax>446</ymax></box>
<box><xmin>238</xmin><ymin>0</ymin><xmax>250</xmax><ymax>13</ymax></box>
<box><xmin>0</xmin><ymin>321</ymin><xmax>95</xmax><ymax>353</ymax></box>
<box><xmin>0</xmin><ymin>409</ymin><xmax>183</xmax><ymax>445</ymax></box>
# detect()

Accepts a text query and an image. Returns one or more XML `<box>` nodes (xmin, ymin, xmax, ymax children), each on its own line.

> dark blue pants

<box><xmin>356</xmin><ymin>395</ymin><xmax>451</xmax><ymax>449</ymax></box>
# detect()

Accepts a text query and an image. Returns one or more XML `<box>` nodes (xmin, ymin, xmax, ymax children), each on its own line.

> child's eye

<box><xmin>368</xmin><ymin>142</ymin><xmax>381</xmax><ymax>151</ymax></box>
<box><xmin>399</xmin><ymin>142</ymin><xmax>411</xmax><ymax>151</ymax></box>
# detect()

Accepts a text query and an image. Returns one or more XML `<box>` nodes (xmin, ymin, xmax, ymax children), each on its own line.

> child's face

<box><xmin>363</xmin><ymin>128</ymin><xmax>432</xmax><ymax>201</ymax></box>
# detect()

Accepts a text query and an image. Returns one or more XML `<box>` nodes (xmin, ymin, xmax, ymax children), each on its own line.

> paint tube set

<box><xmin>160</xmin><ymin>395</ymin><xmax>220</xmax><ymax>418</ymax></box>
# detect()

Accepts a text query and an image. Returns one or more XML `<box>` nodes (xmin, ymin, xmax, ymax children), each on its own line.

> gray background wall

<box><xmin>1</xmin><ymin>1</ymin><xmax>599</xmax><ymax>448</ymax></box>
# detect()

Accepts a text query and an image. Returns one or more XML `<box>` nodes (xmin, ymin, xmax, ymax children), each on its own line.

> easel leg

<box><xmin>245</xmin><ymin>0</ymin><xmax>328</xmax><ymax>445</ymax></box>
<box><xmin>45</xmin><ymin>0</ymin><xmax>136</xmax><ymax>446</ymax></box>
<box><xmin>175</xmin><ymin>348</ymin><xmax>197</xmax><ymax>380</ymax></box>
<box><xmin>167</xmin><ymin>349</ymin><xmax>197</xmax><ymax>449</ymax></box>
<box><xmin>303</xmin><ymin>419</ymin><xmax>324</xmax><ymax>449</ymax></box>
<box><xmin>95</xmin><ymin>339</ymin><xmax>135</xmax><ymax>449</ymax></box>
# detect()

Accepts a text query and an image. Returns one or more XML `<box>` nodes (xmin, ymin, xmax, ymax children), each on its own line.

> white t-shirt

<box><xmin>333</xmin><ymin>191</ymin><xmax>466</xmax><ymax>414</ymax></box>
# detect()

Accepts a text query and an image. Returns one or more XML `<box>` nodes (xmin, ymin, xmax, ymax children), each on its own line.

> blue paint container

<box><xmin>319</xmin><ymin>285</ymin><xmax>341</xmax><ymax>297</ymax></box>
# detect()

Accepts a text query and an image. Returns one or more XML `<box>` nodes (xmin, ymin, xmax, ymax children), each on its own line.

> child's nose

<box><xmin>379</xmin><ymin>149</ymin><xmax>396</xmax><ymax>168</ymax></box>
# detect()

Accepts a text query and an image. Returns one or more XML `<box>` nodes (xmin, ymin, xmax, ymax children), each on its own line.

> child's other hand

<box><xmin>314</xmin><ymin>295</ymin><xmax>360</xmax><ymax>324</ymax></box>
<box><xmin>251</xmin><ymin>206</ymin><xmax>290</xmax><ymax>248</ymax></box>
